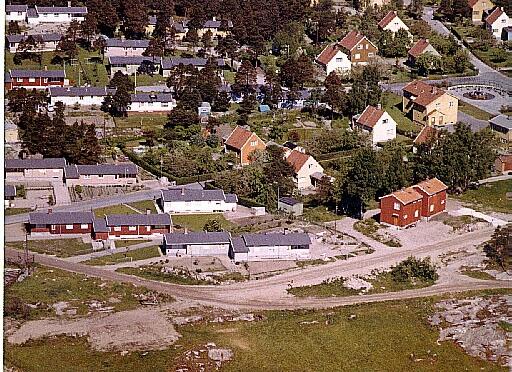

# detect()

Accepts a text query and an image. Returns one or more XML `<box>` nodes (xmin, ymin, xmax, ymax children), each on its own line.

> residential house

<box><xmin>104</xmin><ymin>39</ymin><xmax>150</xmax><ymax>57</ymax></box>
<box><xmin>5</xmin><ymin>158</ymin><xmax>67</xmax><ymax>181</ymax></box>
<box><xmin>285</xmin><ymin>149</ymin><xmax>324</xmax><ymax>190</ymax></box>
<box><xmin>468</xmin><ymin>0</ymin><xmax>495</xmax><ymax>23</ymax></box>
<box><xmin>163</xmin><ymin>232</ymin><xmax>232</xmax><ymax>256</ymax></box>
<box><xmin>494</xmin><ymin>154</ymin><xmax>512</xmax><ymax>174</ymax></box>
<box><xmin>161</xmin><ymin>57</ymin><xmax>225</xmax><ymax>77</ymax></box>
<box><xmin>183</xmin><ymin>18</ymin><xmax>234</xmax><ymax>38</ymax></box>
<box><xmin>64</xmin><ymin>163</ymin><xmax>138</xmax><ymax>187</ymax></box>
<box><xmin>93</xmin><ymin>214</ymin><xmax>171</xmax><ymax>240</ymax></box>
<box><xmin>28</xmin><ymin>211</ymin><xmax>94</xmax><ymax>235</ymax></box>
<box><xmin>402</xmin><ymin>80</ymin><xmax>458</xmax><ymax>126</ymax></box>
<box><xmin>161</xmin><ymin>188</ymin><xmax>238</xmax><ymax>214</ymax></box>
<box><xmin>485</xmin><ymin>7</ymin><xmax>511</xmax><ymax>40</ymax></box>
<box><xmin>49</xmin><ymin>86</ymin><xmax>115</xmax><ymax>107</ymax></box>
<box><xmin>7</xmin><ymin>33</ymin><xmax>62</xmax><ymax>53</ymax></box>
<box><xmin>5</xmin><ymin>185</ymin><xmax>16</xmax><ymax>208</ymax></box>
<box><xmin>407</xmin><ymin>39</ymin><xmax>441</xmax><ymax>66</ymax></box>
<box><xmin>412</xmin><ymin>178</ymin><xmax>448</xmax><ymax>220</ymax></box>
<box><xmin>338</xmin><ymin>30</ymin><xmax>378</xmax><ymax>66</ymax></box>
<box><xmin>224</xmin><ymin>126</ymin><xmax>266</xmax><ymax>166</ymax></box>
<box><xmin>315</xmin><ymin>43</ymin><xmax>352</xmax><ymax>75</ymax></box>
<box><xmin>27</xmin><ymin>4</ymin><xmax>87</xmax><ymax>24</ymax></box>
<box><xmin>7</xmin><ymin>69</ymin><xmax>68</xmax><ymax>90</ymax></box>
<box><xmin>380</xmin><ymin>187</ymin><xmax>423</xmax><ymax>228</ymax></box>
<box><xmin>108</xmin><ymin>56</ymin><xmax>161</xmax><ymax>76</ymax></box>
<box><xmin>6</xmin><ymin>5</ymin><xmax>28</xmax><ymax>22</ymax></box>
<box><xmin>413</xmin><ymin>126</ymin><xmax>439</xmax><ymax>146</ymax></box>
<box><xmin>278</xmin><ymin>197</ymin><xmax>304</xmax><ymax>216</ymax></box>
<box><xmin>230</xmin><ymin>232</ymin><xmax>311</xmax><ymax>262</ymax></box>
<box><xmin>352</xmin><ymin>105</ymin><xmax>397</xmax><ymax>145</ymax></box>
<box><xmin>128</xmin><ymin>93</ymin><xmax>176</xmax><ymax>113</ymax></box>
<box><xmin>378</xmin><ymin>11</ymin><xmax>412</xmax><ymax>39</ymax></box>
<box><xmin>5</xmin><ymin>120</ymin><xmax>19</xmax><ymax>144</ymax></box>
<box><xmin>489</xmin><ymin>114</ymin><xmax>512</xmax><ymax>142</ymax></box>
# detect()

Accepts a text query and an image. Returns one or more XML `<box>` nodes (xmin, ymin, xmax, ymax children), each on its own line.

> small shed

<box><xmin>278</xmin><ymin>196</ymin><xmax>303</xmax><ymax>216</ymax></box>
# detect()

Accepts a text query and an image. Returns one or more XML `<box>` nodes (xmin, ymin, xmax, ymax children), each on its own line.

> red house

<box><xmin>380</xmin><ymin>187</ymin><xmax>423</xmax><ymax>228</ymax></box>
<box><xmin>412</xmin><ymin>178</ymin><xmax>448</xmax><ymax>219</ymax></box>
<box><xmin>93</xmin><ymin>213</ymin><xmax>172</xmax><ymax>240</ymax></box>
<box><xmin>28</xmin><ymin>211</ymin><xmax>94</xmax><ymax>235</ymax></box>
<box><xmin>7</xmin><ymin>69</ymin><xmax>68</xmax><ymax>90</ymax></box>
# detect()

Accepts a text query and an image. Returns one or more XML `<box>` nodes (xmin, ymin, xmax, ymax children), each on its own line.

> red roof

<box><xmin>339</xmin><ymin>30</ymin><xmax>367</xmax><ymax>51</ymax></box>
<box><xmin>408</xmin><ymin>39</ymin><xmax>434</xmax><ymax>58</ymax></box>
<box><xmin>485</xmin><ymin>7</ymin><xmax>504</xmax><ymax>25</ymax></box>
<box><xmin>225</xmin><ymin>126</ymin><xmax>254</xmax><ymax>150</ymax></box>
<box><xmin>385</xmin><ymin>187</ymin><xmax>423</xmax><ymax>205</ymax></box>
<box><xmin>413</xmin><ymin>126</ymin><xmax>438</xmax><ymax>145</ymax></box>
<box><xmin>356</xmin><ymin>105</ymin><xmax>385</xmax><ymax>129</ymax></box>
<box><xmin>316</xmin><ymin>44</ymin><xmax>340</xmax><ymax>65</ymax></box>
<box><xmin>414</xmin><ymin>178</ymin><xmax>447</xmax><ymax>195</ymax></box>
<box><xmin>286</xmin><ymin>150</ymin><xmax>310</xmax><ymax>173</ymax></box>
<box><xmin>403</xmin><ymin>80</ymin><xmax>446</xmax><ymax>107</ymax></box>
<box><xmin>378</xmin><ymin>11</ymin><xmax>398</xmax><ymax>29</ymax></box>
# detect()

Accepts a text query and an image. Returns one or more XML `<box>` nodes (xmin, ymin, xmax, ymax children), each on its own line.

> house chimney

<box><xmin>48</xmin><ymin>208</ymin><xmax>53</xmax><ymax>214</ymax></box>
<box><xmin>212</xmin><ymin>16</ymin><xmax>216</xmax><ymax>21</ymax></box>
<box><xmin>181</xmin><ymin>187</ymin><xmax>185</xmax><ymax>196</ymax></box>
<box><xmin>283</xmin><ymin>228</ymin><xmax>288</xmax><ymax>235</ymax></box>
<box><xmin>146</xmin><ymin>209</ymin><xmax>151</xmax><ymax>215</ymax></box>
<box><xmin>184</xmin><ymin>228</ymin><xmax>188</xmax><ymax>234</ymax></box>
<box><xmin>44</xmin><ymin>65</ymin><xmax>48</xmax><ymax>71</ymax></box>
<box><xmin>68</xmin><ymin>1</ymin><xmax>71</xmax><ymax>7</ymax></box>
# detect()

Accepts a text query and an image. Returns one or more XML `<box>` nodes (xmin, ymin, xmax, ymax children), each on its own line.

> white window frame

<box><xmin>65</xmin><ymin>224</ymin><xmax>74</xmax><ymax>230</ymax></box>
<box><xmin>113</xmin><ymin>226</ymin><xmax>121</xmax><ymax>231</ymax></box>
<box><xmin>414</xmin><ymin>210</ymin><xmax>419</xmax><ymax>218</ymax></box>
<box><xmin>128</xmin><ymin>226</ymin><xmax>137</xmax><ymax>231</ymax></box>
<box><xmin>80</xmin><ymin>223</ymin><xmax>89</xmax><ymax>229</ymax></box>
<box><xmin>393</xmin><ymin>202</ymin><xmax>400</xmax><ymax>211</ymax></box>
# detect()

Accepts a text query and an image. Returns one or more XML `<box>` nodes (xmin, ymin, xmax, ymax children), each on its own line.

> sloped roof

<box><xmin>403</xmin><ymin>80</ymin><xmax>446</xmax><ymax>107</ymax></box>
<box><xmin>108</xmin><ymin>56</ymin><xmax>158</xmax><ymax>65</ymax></box>
<box><xmin>6</xmin><ymin>5</ymin><xmax>28</xmax><ymax>12</ymax></box>
<box><xmin>29</xmin><ymin>211</ymin><xmax>94</xmax><ymax>225</ymax></box>
<box><xmin>50</xmin><ymin>86</ymin><xmax>115</xmax><ymax>97</ymax></box>
<box><xmin>36</xmin><ymin>6</ymin><xmax>87</xmax><ymax>14</ymax></box>
<box><xmin>5</xmin><ymin>158</ymin><xmax>66</xmax><ymax>170</ymax></box>
<box><xmin>225</xmin><ymin>126</ymin><xmax>254</xmax><ymax>150</ymax></box>
<box><xmin>105</xmin><ymin>214</ymin><xmax>171</xmax><ymax>226</ymax></box>
<box><xmin>339</xmin><ymin>30</ymin><xmax>366</xmax><ymax>51</ymax></box>
<box><xmin>408</xmin><ymin>39</ymin><xmax>435</xmax><ymax>58</ymax></box>
<box><xmin>106</xmin><ymin>39</ymin><xmax>150</xmax><ymax>48</ymax></box>
<box><xmin>383</xmin><ymin>187</ymin><xmax>423</xmax><ymax>205</ymax></box>
<box><xmin>5</xmin><ymin>185</ymin><xmax>16</xmax><ymax>199</ymax></box>
<box><xmin>231</xmin><ymin>236</ymin><xmax>249</xmax><ymax>253</ymax></box>
<box><xmin>279</xmin><ymin>196</ymin><xmax>301</xmax><ymax>206</ymax></box>
<box><xmin>161</xmin><ymin>188</ymin><xmax>227</xmax><ymax>202</ymax></box>
<box><xmin>7</xmin><ymin>33</ymin><xmax>63</xmax><ymax>43</ymax></box>
<box><xmin>413</xmin><ymin>178</ymin><xmax>447</xmax><ymax>195</ymax></box>
<box><xmin>485</xmin><ymin>7</ymin><xmax>505</xmax><ymax>25</ymax></box>
<box><xmin>10</xmin><ymin>69</ymin><xmax>66</xmax><ymax>78</ymax></box>
<box><xmin>378</xmin><ymin>11</ymin><xmax>398</xmax><ymax>28</ymax></box>
<box><xmin>490</xmin><ymin>114</ymin><xmax>512</xmax><ymax>129</ymax></box>
<box><xmin>131</xmin><ymin>93</ymin><xmax>174</xmax><ymax>103</ymax></box>
<box><xmin>316</xmin><ymin>44</ymin><xmax>339</xmax><ymax>65</ymax></box>
<box><xmin>413</xmin><ymin>126</ymin><xmax>438</xmax><ymax>145</ymax></box>
<box><xmin>76</xmin><ymin>163</ymin><xmax>138</xmax><ymax>176</ymax></box>
<box><xmin>355</xmin><ymin>105</ymin><xmax>385</xmax><ymax>129</ymax></box>
<box><xmin>242</xmin><ymin>232</ymin><xmax>311</xmax><ymax>247</ymax></box>
<box><xmin>164</xmin><ymin>232</ymin><xmax>231</xmax><ymax>246</ymax></box>
<box><xmin>286</xmin><ymin>150</ymin><xmax>310</xmax><ymax>173</ymax></box>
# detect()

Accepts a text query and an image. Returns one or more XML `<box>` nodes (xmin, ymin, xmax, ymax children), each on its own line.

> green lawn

<box><xmin>129</xmin><ymin>73</ymin><xmax>167</xmax><ymax>86</ymax></box>
<box><xmin>455</xmin><ymin>180</ymin><xmax>512</xmax><ymax>213</ymax></box>
<box><xmin>171</xmin><ymin>214</ymin><xmax>234</xmax><ymax>232</ymax></box>
<box><xmin>5</xmin><ymin>293</ymin><xmax>509</xmax><ymax>371</ymax></box>
<box><xmin>93</xmin><ymin>204</ymin><xmax>138</xmax><ymax>217</ymax></box>
<box><xmin>5</xmin><ymin>208</ymin><xmax>32</xmax><ymax>216</ymax></box>
<box><xmin>382</xmin><ymin>92</ymin><xmax>422</xmax><ymax>134</ymax></box>
<box><xmin>82</xmin><ymin>246</ymin><xmax>161</xmax><ymax>266</ymax></box>
<box><xmin>458</xmin><ymin>101</ymin><xmax>493</xmax><ymax>121</ymax></box>
<box><xmin>461</xmin><ymin>268</ymin><xmax>496</xmax><ymax>280</ymax></box>
<box><xmin>114</xmin><ymin>114</ymin><xmax>168</xmax><ymax>130</ymax></box>
<box><xmin>223</xmin><ymin>70</ymin><xmax>235</xmax><ymax>84</ymax></box>
<box><xmin>302</xmin><ymin>206</ymin><xmax>342</xmax><ymax>223</ymax></box>
<box><xmin>7</xmin><ymin>239</ymin><xmax>94</xmax><ymax>258</ymax></box>
<box><xmin>127</xmin><ymin>200</ymin><xmax>157</xmax><ymax>213</ymax></box>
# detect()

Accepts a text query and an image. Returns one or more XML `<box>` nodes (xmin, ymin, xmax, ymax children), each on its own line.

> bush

<box><xmin>4</xmin><ymin>296</ymin><xmax>30</xmax><ymax>319</ymax></box>
<box><xmin>390</xmin><ymin>256</ymin><xmax>438</xmax><ymax>283</ymax></box>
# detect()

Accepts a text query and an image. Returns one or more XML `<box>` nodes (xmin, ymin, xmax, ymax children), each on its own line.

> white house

<box><xmin>230</xmin><ymin>232</ymin><xmax>311</xmax><ymax>262</ymax></box>
<box><xmin>378</xmin><ymin>11</ymin><xmax>412</xmax><ymax>38</ymax></box>
<box><xmin>7</xmin><ymin>33</ymin><xmax>62</xmax><ymax>53</ymax></box>
<box><xmin>5</xmin><ymin>158</ymin><xmax>67</xmax><ymax>181</ymax></box>
<box><xmin>163</xmin><ymin>232</ymin><xmax>232</xmax><ymax>256</ymax></box>
<box><xmin>485</xmin><ymin>7</ymin><xmax>511</xmax><ymax>40</ymax></box>
<box><xmin>65</xmin><ymin>163</ymin><xmax>138</xmax><ymax>187</ymax></box>
<box><xmin>285</xmin><ymin>149</ymin><xmax>325</xmax><ymax>190</ymax></box>
<box><xmin>315</xmin><ymin>43</ymin><xmax>351</xmax><ymax>75</ymax></box>
<box><xmin>27</xmin><ymin>4</ymin><xmax>87</xmax><ymax>24</ymax></box>
<box><xmin>128</xmin><ymin>93</ymin><xmax>177</xmax><ymax>113</ymax></box>
<box><xmin>6</xmin><ymin>5</ymin><xmax>28</xmax><ymax>22</ymax></box>
<box><xmin>49</xmin><ymin>86</ymin><xmax>115</xmax><ymax>107</ymax></box>
<box><xmin>161</xmin><ymin>188</ymin><xmax>238</xmax><ymax>214</ymax></box>
<box><xmin>104</xmin><ymin>39</ymin><xmax>150</xmax><ymax>57</ymax></box>
<box><xmin>352</xmin><ymin>105</ymin><xmax>397</xmax><ymax>145</ymax></box>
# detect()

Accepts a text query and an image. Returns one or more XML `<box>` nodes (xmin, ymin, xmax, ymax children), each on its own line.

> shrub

<box><xmin>390</xmin><ymin>256</ymin><xmax>438</xmax><ymax>283</ymax></box>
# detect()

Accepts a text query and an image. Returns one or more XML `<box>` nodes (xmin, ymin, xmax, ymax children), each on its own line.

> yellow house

<box><xmin>402</xmin><ymin>81</ymin><xmax>458</xmax><ymax>127</ymax></box>
<box><xmin>468</xmin><ymin>0</ymin><xmax>494</xmax><ymax>24</ymax></box>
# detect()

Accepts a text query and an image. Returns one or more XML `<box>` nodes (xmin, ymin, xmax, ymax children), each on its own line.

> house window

<box><xmin>17</xmin><ymin>78</ymin><xmax>23</xmax><ymax>82</ymax></box>
<box><xmin>146</xmin><ymin>226</ymin><xmax>151</xmax><ymax>231</ymax></box>
<box><xmin>114</xmin><ymin>226</ymin><xmax>121</xmax><ymax>231</ymax></box>
<box><xmin>51</xmin><ymin>225</ymin><xmax>56</xmax><ymax>230</ymax></box>
<box><xmin>414</xmin><ymin>210</ymin><xmax>419</xmax><ymax>217</ymax></box>
<box><xmin>84</xmin><ymin>175</ymin><xmax>91</xmax><ymax>179</ymax></box>
<box><xmin>80</xmin><ymin>224</ymin><xmax>89</xmax><ymax>229</ymax></box>
<box><xmin>250</xmin><ymin>141</ymin><xmax>257</xmax><ymax>146</ymax></box>
<box><xmin>430</xmin><ymin>204</ymin><xmax>434</xmax><ymax>212</ymax></box>
<box><xmin>493</xmin><ymin>28</ymin><xmax>498</xmax><ymax>32</ymax></box>
<box><xmin>441</xmin><ymin>199</ymin><xmax>445</xmax><ymax>205</ymax></box>
<box><xmin>128</xmin><ymin>226</ymin><xmax>137</xmax><ymax>231</ymax></box>
<box><xmin>393</xmin><ymin>202</ymin><xmax>400</xmax><ymax>210</ymax></box>
<box><xmin>29</xmin><ymin>78</ymin><xmax>36</xmax><ymax>83</ymax></box>
<box><xmin>354</xmin><ymin>53</ymin><xmax>360</xmax><ymax>59</ymax></box>
<box><xmin>65</xmin><ymin>224</ymin><xmax>74</xmax><ymax>230</ymax></box>
<box><xmin>404</xmin><ymin>214</ymin><xmax>408</xmax><ymax>219</ymax></box>
<box><xmin>431</xmin><ymin>117</ymin><xmax>436</xmax><ymax>125</ymax></box>
<box><xmin>449</xmin><ymin>101</ymin><xmax>454</xmax><ymax>107</ymax></box>
<box><xmin>357</xmin><ymin>44</ymin><xmax>363</xmax><ymax>50</ymax></box>
<box><xmin>162</xmin><ymin>102</ymin><xmax>168</xmax><ymax>107</ymax></box>
<box><xmin>335</xmin><ymin>57</ymin><xmax>343</xmax><ymax>62</ymax></box>
<box><xmin>43</xmin><ymin>78</ymin><xmax>48</xmax><ymax>83</ymax></box>
<box><xmin>382</xmin><ymin>119</ymin><xmax>388</xmax><ymax>124</ymax></box>
<box><xmin>98</xmin><ymin>175</ymin><xmax>104</xmax><ymax>178</ymax></box>
<box><xmin>368</xmin><ymin>53</ymin><xmax>374</xmax><ymax>57</ymax></box>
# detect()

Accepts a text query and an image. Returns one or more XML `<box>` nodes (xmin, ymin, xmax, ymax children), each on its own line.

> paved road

<box><xmin>7</xmin><ymin>227</ymin><xmax>511</xmax><ymax>310</ymax></box>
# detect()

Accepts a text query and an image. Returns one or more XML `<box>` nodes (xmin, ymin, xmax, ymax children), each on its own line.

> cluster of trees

<box><xmin>415</xmin><ymin>34</ymin><xmax>470</xmax><ymax>76</ymax></box>
<box><xmin>101</xmin><ymin>72</ymin><xmax>134</xmax><ymax>117</ymax></box>
<box><xmin>378</xmin><ymin>29</ymin><xmax>412</xmax><ymax>58</ymax></box>
<box><xmin>483</xmin><ymin>225</ymin><xmax>511</xmax><ymax>272</ymax></box>
<box><xmin>18</xmin><ymin>102</ymin><xmax>101</xmax><ymax>164</ymax></box>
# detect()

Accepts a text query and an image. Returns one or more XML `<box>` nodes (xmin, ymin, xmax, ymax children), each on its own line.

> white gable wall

<box><xmin>326</xmin><ymin>50</ymin><xmax>351</xmax><ymax>75</ymax></box>
<box><xmin>372</xmin><ymin>111</ymin><xmax>397</xmax><ymax>144</ymax></box>
<box><xmin>296</xmin><ymin>156</ymin><xmax>324</xmax><ymax>190</ymax></box>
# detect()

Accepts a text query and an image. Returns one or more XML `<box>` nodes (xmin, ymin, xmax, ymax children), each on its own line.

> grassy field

<box><xmin>93</xmin><ymin>204</ymin><xmax>138</xmax><ymax>217</ymax></box>
<box><xmin>7</xmin><ymin>239</ymin><xmax>94</xmax><ymax>258</ymax></box>
<box><xmin>458</xmin><ymin>101</ymin><xmax>493</xmax><ymax>121</ymax></box>
<box><xmin>461</xmin><ymin>267</ymin><xmax>496</xmax><ymax>281</ymax></box>
<box><xmin>302</xmin><ymin>206</ymin><xmax>341</xmax><ymax>223</ymax></box>
<box><xmin>172</xmin><ymin>214</ymin><xmax>235</xmax><ymax>232</ymax></box>
<box><xmin>382</xmin><ymin>92</ymin><xmax>422</xmax><ymax>134</ymax></box>
<box><xmin>127</xmin><ymin>200</ymin><xmax>157</xmax><ymax>213</ymax></box>
<box><xmin>353</xmin><ymin>219</ymin><xmax>402</xmax><ymax>247</ymax></box>
<box><xmin>5</xmin><ymin>293</ymin><xmax>509</xmax><ymax>371</ymax></box>
<box><xmin>114</xmin><ymin>239</ymin><xmax>153</xmax><ymax>248</ymax></box>
<box><xmin>5</xmin><ymin>208</ymin><xmax>32</xmax><ymax>216</ymax></box>
<box><xmin>129</xmin><ymin>73</ymin><xmax>167</xmax><ymax>86</ymax></box>
<box><xmin>83</xmin><ymin>246</ymin><xmax>161</xmax><ymax>266</ymax></box>
<box><xmin>5</xmin><ymin>265</ymin><xmax>149</xmax><ymax>319</ymax></box>
<box><xmin>455</xmin><ymin>180</ymin><xmax>512</xmax><ymax>213</ymax></box>
<box><xmin>114</xmin><ymin>114</ymin><xmax>168</xmax><ymax>130</ymax></box>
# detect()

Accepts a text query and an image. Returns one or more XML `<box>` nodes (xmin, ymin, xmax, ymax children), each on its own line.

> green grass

<box><xmin>4</xmin><ymin>208</ymin><xmax>31</xmax><ymax>216</ymax></box>
<box><xmin>498</xmin><ymin>320</ymin><xmax>512</xmax><ymax>332</ymax></box>
<box><xmin>223</xmin><ymin>70</ymin><xmax>235</xmax><ymax>84</ymax></box>
<box><xmin>117</xmin><ymin>265</ymin><xmax>209</xmax><ymax>285</ymax></box>
<box><xmin>127</xmin><ymin>200</ymin><xmax>157</xmax><ymax>213</ymax></box>
<box><xmin>129</xmin><ymin>73</ymin><xmax>166</xmax><ymax>86</ymax></box>
<box><xmin>458</xmin><ymin>101</ymin><xmax>493</xmax><ymax>121</ymax></box>
<box><xmin>353</xmin><ymin>219</ymin><xmax>402</xmax><ymax>247</ymax></box>
<box><xmin>296</xmin><ymin>259</ymin><xmax>332</xmax><ymax>268</ymax></box>
<box><xmin>5</xmin><ymin>265</ymin><xmax>150</xmax><ymax>319</ymax></box>
<box><xmin>93</xmin><ymin>204</ymin><xmax>138</xmax><ymax>217</ymax></box>
<box><xmin>114</xmin><ymin>114</ymin><xmax>168</xmax><ymax>130</ymax></box>
<box><xmin>82</xmin><ymin>246</ymin><xmax>161</xmax><ymax>266</ymax></box>
<box><xmin>455</xmin><ymin>180</ymin><xmax>512</xmax><ymax>213</ymax></box>
<box><xmin>382</xmin><ymin>92</ymin><xmax>422</xmax><ymax>134</ymax></box>
<box><xmin>114</xmin><ymin>239</ymin><xmax>152</xmax><ymax>248</ymax></box>
<box><xmin>7</xmin><ymin>239</ymin><xmax>94</xmax><ymax>258</ymax></box>
<box><xmin>4</xmin><ymin>293</ymin><xmax>510</xmax><ymax>371</ymax></box>
<box><xmin>461</xmin><ymin>268</ymin><xmax>496</xmax><ymax>281</ymax></box>
<box><xmin>172</xmin><ymin>214</ymin><xmax>235</xmax><ymax>232</ymax></box>
<box><xmin>302</xmin><ymin>206</ymin><xmax>342</xmax><ymax>223</ymax></box>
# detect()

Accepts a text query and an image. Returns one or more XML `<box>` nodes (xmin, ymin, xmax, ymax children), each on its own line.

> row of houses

<box><xmin>6</xmin><ymin>3</ymin><xmax>87</xmax><ymax>24</ymax></box>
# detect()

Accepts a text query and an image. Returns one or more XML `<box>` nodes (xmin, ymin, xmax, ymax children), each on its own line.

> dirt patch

<box><xmin>7</xmin><ymin>308</ymin><xmax>180</xmax><ymax>352</ymax></box>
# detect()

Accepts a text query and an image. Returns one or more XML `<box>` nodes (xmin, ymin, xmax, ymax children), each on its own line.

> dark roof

<box><xmin>105</xmin><ymin>214</ymin><xmax>171</xmax><ymax>226</ymax></box>
<box><xmin>225</xmin><ymin>194</ymin><xmax>238</xmax><ymax>203</ymax></box>
<box><xmin>148</xmin><ymin>15</ymin><xmax>157</xmax><ymax>25</ymax></box>
<box><xmin>231</xmin><ymin>236</ymin><xmax>249</xmax><ymax>253</ymax></box>
<box><xmin>64</xmin><ymin>165</ymin><xmax>79</xmax><ymax>179</ymax></box>
<box><xmin>76</xmin><ymin>163</ymin><xmax>138</xmax><ymax>176</ymax></box>
<box><xmin>7</xmin><ymin>33</ymin><xmax>63</xmax><ymax>43</ymax></box>
<box><xmin>6</xmin><ymin>5</ymin><xmax>28</xmax><ymax>12</ymax></box>
<box><xmin>161</xmin><ymin>188</ymin><xmax>227</xmax><ymax>202</ymax></box>
<box><xmin>10</xmin><ymin>69</ymin><xmax>66</xmax><ymax>78</ymax></box>
<box><xmin>5</xmin><ymin>158</ymin><xmax>66</xmax><ymax>170</ymax></box>
<box><xmin>161</xmin><ymin>57</ymin><xmax>224</xmax><ymax>69</ymax></box>
<box><xmin>29</xmin><ymin>211</ymin><xmax>94</xmax><ymax>225</ymax></box>
<box><xmin>106</xmin><ymin>39</ymin><xmax>150</xmax><ymax>48</ymax></box>
<box><xmin>242</xmin><ymin>232</ymin><xmax>311</xmax><ymax>247</ymax></box>
<box><xmin>92</xmin><ymin>217</ymin><xmax>108</xmax><ymax>232</ymax></box>
<box><xmin>50</xmin><ymin>86</ymin><xmax>115</xmax><ymax>97</ymax></box>
<box><xmin>164</xmin><ymin>232</ymin><xmax>231</xmax><ymax>246</ymax></box>
<box><xmin>279</xmin><ymin>197</ymin><xmax>301</xmax><ymax>206</ymax></box>
<box><xmin>5</xmin><ymin>185</ymin><xmax>16</xmax><ymax>199</ymax></box>
<box><xmin>5</xmin><ymin>72</ymin><xmax>12</xmax><ymax>83</ymax></box>
<box><xmin>131</xmin><ymin>93</ymin><xmax>174</xmax><ymax>103</ymax></box>
<box><xmin>26</xmin><ymin>8</ymin><xmax>37</xmax><ymax>18</ymax></box>
<box><xmin>36</xmin><ymin>6</ymin><xmax>87</xmax><ymax>14</ymax></box>
<box><xmin>182</xmin><ymin>19</ymin><xmax>233</xmax><ymax>29</ymax></box>
<box><xmin>108</xmin><ymin>56</ymin><xmax>159</xmax><ymax>65</ymax></box>
<box><xmin>490</xmin><ymin>114</ymin><xmax>512</xmax><ymax>130</ymax></box>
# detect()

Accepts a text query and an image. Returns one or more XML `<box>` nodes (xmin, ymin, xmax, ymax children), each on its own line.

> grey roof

<box><xmin>106</xmin><ymin>39</ymin><xmax>150</xmax><ymax>48</ymax></box>
<box><xmin>76</xmin><ymin>163</ymin><xmax>138</xmax><ymax>176</ymax></box>
<box><xmin>231</xmin><ymin>236</ymin><xmax>249</xmax><ymax>253</ymax></box>
<box><xmin>5</xmin><ymin>157</ymin><xmax>66</xmax><ymax>170</ymax></box>
<box><xmin>36</xmin><ymin>6</ymin><xmax>87</xmax><ymax>14</ymax></box>
<box><xmin>161</xmin><ymin>188</ymin><xmax>227</xmax><ymax>202</ymax></box>
<box><xmin>5</xmin><ymin>185</ymin><xmax>16</xmax><ymax>199</ymax></box>
<box><xmin>161</xmin><ymin>57</ymin><xmax>224</xmax><ymax>69</ymax></box>
<box><xmin>242</xmin><ymin>232</ymin><xmax>311</xmax><ymax>247</ymax></box>
<box><xmin>26</xmin><ymin>8</ymin><xmax>37</xmax><ymax>18</ymax></box>
<box><xmin>105</xmin><ymin>213</ymin><xmax>171</xmax><ymax>227</ymax></box>
<box><xmin>171</xmin><ymin>21</ymin><xmax>186</xmax><ymax>33</ymax></box>
<box><xmin>164</xmin><ymin>232</ymin><xmax>231</xmax><ymax>246</ymax></box>
<box><xmin>29</xmin><ymin>211</ymin><xmax>94</xmax><ymax>225</ymax></box>
<box><xmin>148</xmin><ymin>15</ymin><xmax>157</xmax><ymax>25</ymax></box>
<box><xmin>92</xmin><ymin>217</ymin><xmax>108</xmax><ymax>232</ymax></box>
<box><xmin>50</xmin><ymin>86</ymin><xmax>115</xmax><ymax>97</ymax></box>
<box><xmin>7</xmin><ymin>33</ymin><xmax>63</xmax><ymax>43</ymax></box>
<box><xmin>5</xmin><ymin>72</ymin><xmax>12</xmax><ymax>83</ymax></box>
<box><xmin>64</xmin><ymin>165</ymin><xmax>79</xmax><ymax>179</ymax></box>
<box><xmin>10</xmin><ymin>69</ymin><xmax>66</xmax><ymax>78</ymax></box>
<box><xmin>225</xmin><ymin>194</ymin><xmax>238</xmax><ymax>203</ymax></box>
<box><xmin>490</xmin><ymin>115</ymin><xmax>512</xmax><ymax>130</ymax></box>
<box><xmin>6</xmin><ymin>5</ymin><xmax>28</xmax><ymax>12</ymax></box>
<box><xmin>310</xmin><ymin>172</ymin><xmax>326</xmax><ymax>180</ymax></box>
<box><xmin>108</xmin><ymin>56</ymin><xmax>159</xmax><ymax>66</ymax></box>
<box><xmin>131</xmin><ymin>93</ymin><xmax>174</xmax><ymax>103</ymax></box>
<box><xmin>279</xmin><ymin>197</ymin><xmax>301</xmax><ymax>206</ymax></box>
